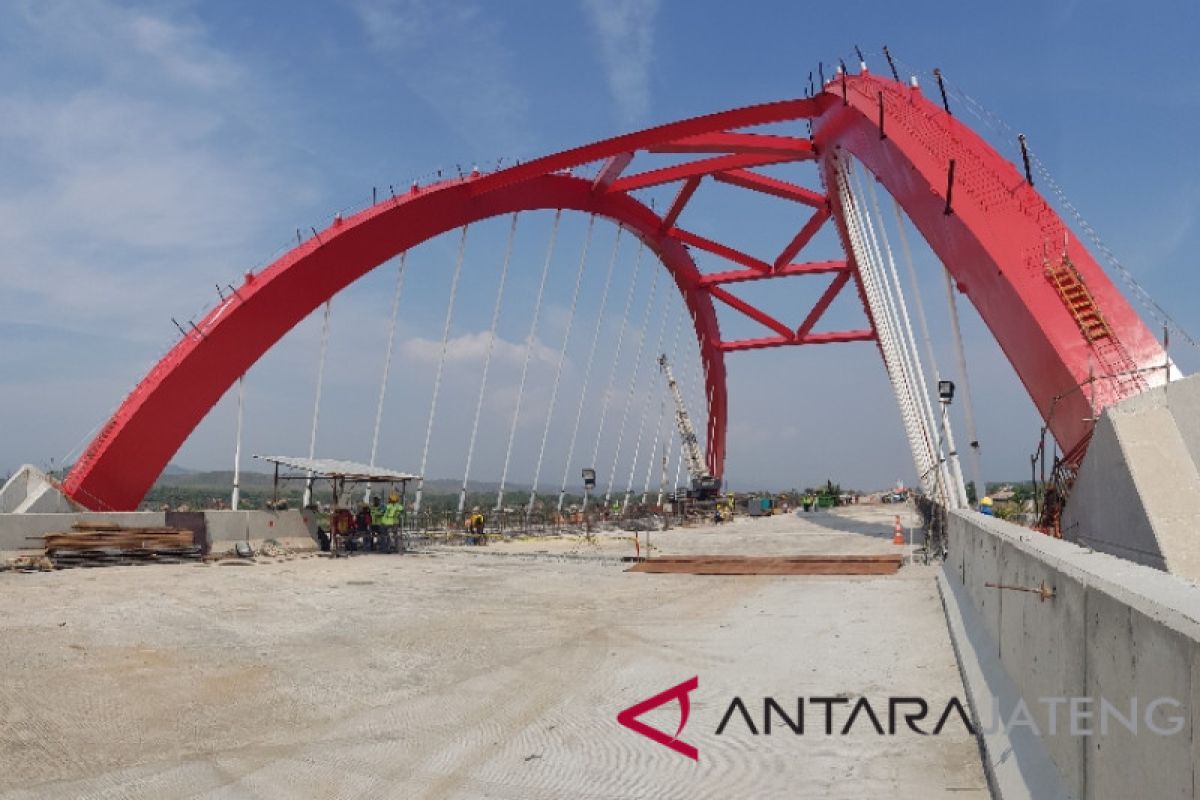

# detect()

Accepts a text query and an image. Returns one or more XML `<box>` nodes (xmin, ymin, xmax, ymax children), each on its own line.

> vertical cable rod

<box><xmin>941</xmin><ymin>261</ymin><xmax>984</xmax><ymax>504</ymax></box>
<box><xmin>623</xmin><ymin>275</ymin><xmax>673</xmax><ymax>511</ymax></box>
<box><xmin>497</xmin><ymin>211</ymin><xmax>562</xmax><ymax>510</ymax></box>
<box><xmin>586</xmin><ymin>238</ymin><xmax>645</xmax><ymax>509</ymax></box>
<box><xmin>529</xmin><ymin>215</ymin><xmax>595</xmax><ymax>512</ymax></box>
<box><xmin>231</xmin><ymin>375</ymin><xmax>245</xmax><ymax>510</ymax></box>
<box><xmin>459</xmin><ymin>214</ymin><xmax>519</xmax><ymax>515</ymax></box>
<box><xmin>863</xmin><ymin>168</ymin><xmax>963</xmax><ymax>506</ymax></box>
<box><xmin>302</xmin><ymin>299</ymin><xmax>332</xmax><ymax>508</ymax></box>
<box><xmin>605</xmin><ymin>251</ymin><xmax>658</xmax><ymax>506</ymax></box>
<box><xmin>366</xmin><ymin>252</ymin><xmax>407</xmax><ymax>502</ymax></box>
<box><xmin>642</xmin><ymin>302</ymin><xmax>685</xmax><ymax>503</ymax></box>
<box><xmin>839</xmin><ymin>161</ymin><xmax>939</xmax><ymax>500</ymax></box>
<box><xmin>558</xmin><ymin>225</ymin><xmax>624</xmax><ymax>511</ymax></box>
<box><xmin>671</xmin><ymin>311</ymin><xmax>703</xmax><ymax>498</ymax></box>
<box><xmin>414</xmin><ymin>225</ymin><xmax>470</xmax><ymax>513</ymax></box>
<box><xmin>852</xmin><ymin>163</ymin><xmax>943</xmax><ymax>497</ymax></box>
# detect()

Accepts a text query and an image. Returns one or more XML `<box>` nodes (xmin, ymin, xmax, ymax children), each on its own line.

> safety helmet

<box><xmin>389</xmin><ymin>493</ymin><xmax>400</xmax><ymax>502</ymax></box>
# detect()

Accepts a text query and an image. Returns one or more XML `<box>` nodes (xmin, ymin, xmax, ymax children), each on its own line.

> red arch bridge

<box><xmin>61</xmin><ymin>66</ymin><xmax>1174</xmax><ymax>518</ymax></box>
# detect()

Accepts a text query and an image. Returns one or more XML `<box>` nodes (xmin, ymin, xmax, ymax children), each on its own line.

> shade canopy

<box><xmin>253</xmin><ymin>455</ymin><xmax>420</xmax><ymax>482</ymax></box>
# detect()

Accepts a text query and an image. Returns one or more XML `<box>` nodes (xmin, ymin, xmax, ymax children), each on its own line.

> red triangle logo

<box><xmin>617</xmin><ymin>676</ymin><xmax>699</xmax><ymax>761</ymax></box>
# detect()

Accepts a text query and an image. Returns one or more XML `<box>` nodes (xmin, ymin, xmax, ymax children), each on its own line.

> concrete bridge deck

<box><xmin>0</xmin><ymin>507</ymin><xmax>986</xmax><ymax>799</ymax></box>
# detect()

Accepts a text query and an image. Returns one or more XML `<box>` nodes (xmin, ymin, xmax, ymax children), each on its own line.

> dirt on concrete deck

<box><xmin>0</xmin><ymin>505</ymin><xmax>985</xmax><ymax>799</ymax></box>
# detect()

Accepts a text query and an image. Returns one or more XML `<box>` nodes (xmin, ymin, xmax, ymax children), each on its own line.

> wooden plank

<box><xmin>42</xmin><ymin>525</ymin><xmax>198</xmax><ymax>568</ymax></box>
<box><xmin>626</xmin><ymin>554</ymin><xmax>903</xmax><ymax>576</ymax></box>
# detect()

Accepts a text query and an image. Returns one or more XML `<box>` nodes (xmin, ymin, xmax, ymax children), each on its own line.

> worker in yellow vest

<box><xmin>468</xmin><ymin>507</ymin><xmax>486</xmax><ymax>545</ymax></box>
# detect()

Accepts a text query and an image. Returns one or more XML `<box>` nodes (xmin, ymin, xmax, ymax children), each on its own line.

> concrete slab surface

<box><xmin>0</xmin><ymin>506</ymin><xmax>985</xmax><ymax>799</ymax></box>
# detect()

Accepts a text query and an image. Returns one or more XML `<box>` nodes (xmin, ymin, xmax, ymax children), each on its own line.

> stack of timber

<box><xmin>41</xmin><ymin>523</ymin><xmax>201</xmax><ymax>568</ymax></box>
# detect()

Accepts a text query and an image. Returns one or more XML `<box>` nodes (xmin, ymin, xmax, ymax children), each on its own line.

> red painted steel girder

<box><xmin>63</xmin><ymin>75</ymin><xmax>1168</xmax><ymax>510</ymax></box>
<box><xmin>63</xmin><ymin>176</ymin><xmax>728</xmax><ymax>510</ymax></box>
<box><xmin>64</xmin><ymin>95</ymin><xmax>844</xmax><ymax>510</ymax></box>
<box><xmin>812</xmin><ymin>72</ymin><xmax>1168</xmax><ymax>458</ymax></box>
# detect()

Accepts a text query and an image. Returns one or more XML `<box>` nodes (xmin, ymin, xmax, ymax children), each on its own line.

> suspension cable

<box><xmin>497</xmin><ymin>210</ymin><xmax>562</xmax><ymax>510</ymax></box>
<box><xmin>528</xmin><ymin>214</ymin><xmax>595</xmax><ymax>512</ymax></box>
<box><xmin>670</xmin><ymin>315</ymin><xmax>702</xmax><ymax>498</ymax></box>
<box><xmin>587</xmin><ymin>238</ymin><xmax>645</xmax><ymax>510</ymax></box>
<box><xmin>642</xmin><ymin>302</ymin><xmax>685</xmax><ymax>502</ymax></box>
<box><xmin>889</xmin><ymin>198</ymin><xmax>942</xmax><ymax>389</ymax></box>
<box><xmin>839</xmin><ymin>161</ymin><xmax>941</xmax><ymax>501</ymax></box>
<box><xmin>890</xmin><ymin>193</ymin><xmax>982</xmax><ymax>503</ymax></box>
<box><xmin>366</xmin><ymin>252</ymin><xmax>407</xmax><ymax>502</ymax></box>
<box><xmin>861</xmin><ymin>169</ymin><xmax>955</xmax><ymax>506</ymax></box>
<box><xmin>853</xmin><ymin>164</ymin><xmax>935</xmax><ymax>484</ymax></box>
<box><xmin>605</xmin><ymin>250</ymin><xmax>659</xmax><ymax>507</ymax></box>
<box><xmin>302</xmin><ymin>298</ymin><xmax>332</xmax><ymax>508</ymax></box>
<box><xmin>863</xmin><ymin>166</ymin><xmax>964</xmax><ymax>506</ymax></box>
<box><xmin>414</xmin><ymin>225</ymin><xmax>470</xmax><ymax>513</ymax></box>
<box><xmin>860</xmin><ymin>171</ymin><xmax>946</xmax><ymax>503</ymax></box>
<box><xmin>459</xmin><ymin>214</ymin><xmax>519</xmax><ymax>515</ymax></box>
<box><xmin>623</xmin><ymin>274</ymin><xmax>673</xmax><ymax>511</ymax></box>
<box><xmin>231</xmin><ymin>375</ymin><xmax>245</xmax><ymax>510</ymax></box>
<box><xmin>557</xmin><ymin>225</ymin><xmax>623</xmax><ymax>511</ymax></box>
<box><xmin>939</xmin><ymin>261</ymin><xmax>982</xmax><ymax>503</ymax></box>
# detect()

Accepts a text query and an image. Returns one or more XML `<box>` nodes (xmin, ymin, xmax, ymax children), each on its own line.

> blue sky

<box><xmin>2</xmin><ymin>0</ymin><xmax>1198</xmax><ymax>493</ymax></box>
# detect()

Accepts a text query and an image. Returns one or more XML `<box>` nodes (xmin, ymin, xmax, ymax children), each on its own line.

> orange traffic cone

<box><xmin>892</xmin><ymin>515</ymin><xmax>905</xmax><ymax>545</ymax></box>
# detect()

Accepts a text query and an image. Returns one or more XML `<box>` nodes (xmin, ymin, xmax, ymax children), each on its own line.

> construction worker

<box><xmin>382</xmin><ymin>492</ymin><xmax>402</xmax><ymax>533</ymax></box>
<box><xmin>468</xmin><ymin>507</ymin><xmax>486</xmax><ymax>544</ymax></box>
<box><xmin>356</xmin><ymin>503</ymin><xmax>374</xmax><ymax>549</ymax></box>
<box><xmin>332</xmin><ymin>506</ymin><xmax>355</xmax><ymax>552</ymax></box>
<box><xmin>370</xmin><ymin>495</ymin><xmax>384</xmax><ymax>535</ymax></box>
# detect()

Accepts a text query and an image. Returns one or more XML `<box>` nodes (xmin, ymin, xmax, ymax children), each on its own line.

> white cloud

<box><xmin>402</xmin><ymin>331</ymin><xmax>559</xmax><ymax>366</ymax></box>
<box><xmin>350</xmin><ymin>0</ymin><xmax>533</xmax><ymax>154</ymax></box>
<box><xmin>0</xmin><ymin>0</ymin><xmax>323</xmax><ymax>471</ymax></box>
<box><xmin>126</xmin><ymin>13</ymin><xmax>240</xmax><ymax>90</ymax></box>
<box><xmin>581</xmin><ymin>0</ymin><xmax>660</xmax><ymax>125</ymax></box>
<box><xmin>0</xmin><ymin>1</ymin><xmax>313</xmax><ymax>341</ymax></box>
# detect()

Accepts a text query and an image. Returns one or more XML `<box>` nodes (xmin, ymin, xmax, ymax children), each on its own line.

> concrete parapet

<box><xmin>944</xmin><ymin>509</ymin><xmax>1200</xmax><ymax>800</ymax></box>
<box><xmin>1062</xmin><ymin>373</ymin><xmax>1200</xmax><ymax>578</ymax></box>
<box><xmin>0</xmin><ymin>465</ymin><xmax>80</xmax><ymax>514</ymax></box>
<box><xmin>203</xmin><ymin>509</ymin><xmax>316</xmax><ymax>554</ymax></box>
<box><xmin>1</xmin><ymin>510</ymin><xmax>316</xmax><ymax>555</ymax></box>
<box><xmin>0</xmin><ymin>511</ymin><xmax>166</xmax><ymax>552</ymax></box>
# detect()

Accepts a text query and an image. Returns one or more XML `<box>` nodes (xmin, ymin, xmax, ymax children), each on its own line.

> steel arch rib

<box><xmin>65</xmin><ymin>96</ymin><xmax>841</xmax><ymax>510</ymax></box>
<box><xmin>63</xmin><ymin>175</ymin><xmax>727</xmax><ymax>510</ymax></box>
<box><xmin>63</xmin><ymin>76</ymin><xmax>1171</xmax><ymax>509</ymax></box>
<box><xmin>811</xmin><ymin>73</ymin><xmax>1166</xmax><ymax>459</ymax></box>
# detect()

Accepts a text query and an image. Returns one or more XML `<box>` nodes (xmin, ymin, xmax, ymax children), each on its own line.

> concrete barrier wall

<box><xmin>945</xmin><ymin>510</ymin><xmax>1200</xmax><ymax>800</ymax></box>
<box><xmin>1</xmin><ymin>510</ymin><xmax>316</xmax><ymax>553</ymax></box>
<box><xmin>1061</xmin><ymin>374</ymin><xmax>1200</xmax><ymax>577</ymax></box>
<box><xmin>204</xmin><ymin>509</ymin><xmax>316</xmax><ymax>552</ymax></box>
<box><xmin>0</xmin><ymin>512</ymin><xmax>166</xmax><ymax>551</ymax></box>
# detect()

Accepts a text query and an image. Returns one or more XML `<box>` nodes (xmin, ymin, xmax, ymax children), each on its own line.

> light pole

<box><xmin>581</xmin><ymin>468</ymin><xmax>596</xmax><ymax>533</ymax></box>
<box><xmin>937</xmin><ymin>380</ymin><xmax>969</xmax><ymax>509</ymax></box>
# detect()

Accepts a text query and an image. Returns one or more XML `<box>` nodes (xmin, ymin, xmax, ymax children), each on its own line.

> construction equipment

<box><xmin>658</xmin><ymin>354</ymin><xmax>721</xmax><ymax>500</ymax></box>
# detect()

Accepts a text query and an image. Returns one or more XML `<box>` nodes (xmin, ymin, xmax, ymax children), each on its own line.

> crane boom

<box><xmin>658</xmin><ymin>354</ymin><xmax>720</xmax><ymax>498</ymax></box>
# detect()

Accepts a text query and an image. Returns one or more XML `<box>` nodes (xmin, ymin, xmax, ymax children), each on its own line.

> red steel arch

<box><xmin>813</xmin><ymin>72</ymin><xmax>1167</xmax><ymax>462</ymax></box>
<box><xmin>63</xmin><ymin>176</ymin><xmax>727</xmax><ymax>510</ymax></box>
<box><xmin>64</xmin><ymin>73</ymin><xmax>1169</xmax><ymax>510</ymax></box>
